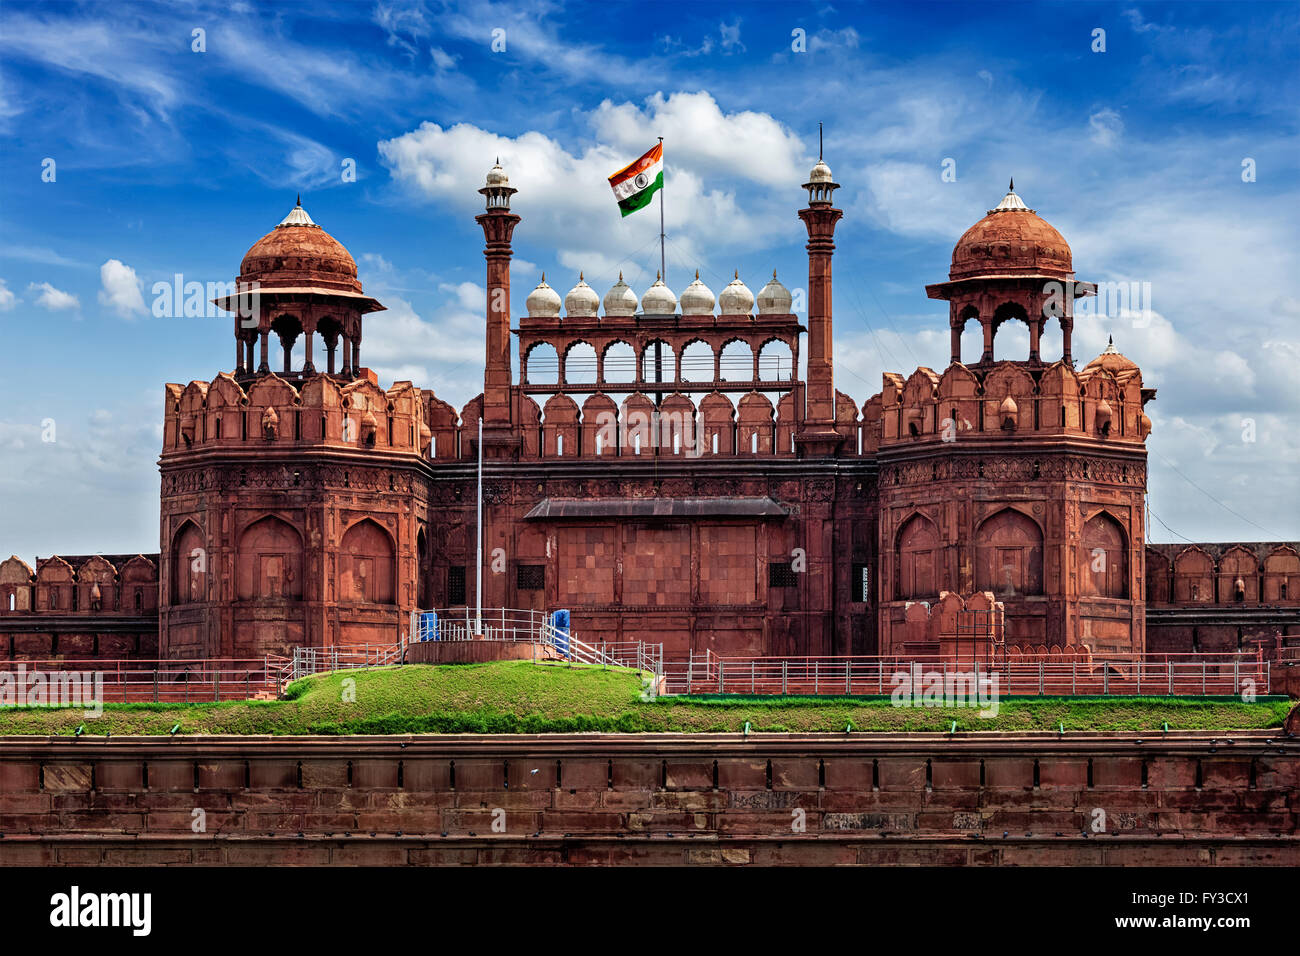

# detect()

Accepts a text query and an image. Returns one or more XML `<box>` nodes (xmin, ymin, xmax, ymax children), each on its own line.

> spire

<box><xmin>1009</xmin><ymin>177</ymin><xmax>1014</xmax><ymax>192</ymax></box>
<box><xmin>295</xmin><ymin>193</ymin><xmax>301</xmax><ymax>207</ymax></box>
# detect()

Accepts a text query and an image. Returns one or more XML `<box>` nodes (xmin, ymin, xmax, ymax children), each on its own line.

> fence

<box><xmin>0</xmin><ymin>657</ymin><xmax>288</xmax><ymax>704</ymax></box>
<box><xmin>662</xmin><ymin>651</ymin><xmax>1271</xmax><ymax>697</ymax></box>
<box><xmin>415</xmin><ymin>607</ymin><xmax>556</xmax><ymax>644</ymax></box>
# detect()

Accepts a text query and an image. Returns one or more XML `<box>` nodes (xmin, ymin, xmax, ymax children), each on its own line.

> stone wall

<box><xmin>2</xmin><ymin>731</ymin><xmax>1295</xmax><ymax>866</ymax></box>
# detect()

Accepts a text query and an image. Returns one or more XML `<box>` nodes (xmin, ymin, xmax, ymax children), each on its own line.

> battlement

<box><xmin>0</xmin><ymin>553</ymin><xmax>158</xmax><ymax>616</ymax></box>
<box><xmin>162</xmin><ymin>371</ymin><xmax>448</xmax><ymax>460</ymax></box>
<box><xmin>878</xmin><ymin>358</ymin><xmax>1153</xmax><ymax>449</ymax></box>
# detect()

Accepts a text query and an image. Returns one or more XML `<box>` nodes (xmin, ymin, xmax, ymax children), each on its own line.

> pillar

<box><xmin>258</xmin><ymin>330</ymin><xmax>269</xmax><ymax>373</ymax></box>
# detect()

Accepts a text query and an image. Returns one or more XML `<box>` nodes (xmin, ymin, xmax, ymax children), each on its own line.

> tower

<box><xmin>795</xmin><ymin>148</ymin><xmax>844</xmax><ymax>455</ymax></box>
<box><xmin>475</xmin><ymin>160</ymin><xmax>522</xmax><ymax>459</ymax></box>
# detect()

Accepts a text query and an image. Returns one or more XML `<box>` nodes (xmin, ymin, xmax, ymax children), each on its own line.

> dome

<box><xmin>809</xmin><ymin>159</ymin><xmax>834</xmax><ymax>183</ymax></box>
<box><xmin>718</xmin><ymin>271</ymin><xmax>754</xmax><ymax>315</ymax></box>
<box><xmin>999</xmin><ymin>395</ymin><xmax>1018</xmax><ymax>415</ymax></box>
<box><xmin>239</xmin><ymin>198</ymin><xmax>361</xmax><ymax>293</ymax></box>
<box><xmin>525</xmin><ymin>274</ymin><xmax>562</xmax><ymax>318</ymax></box>
<box><xmin>1084</xmin><ymin>336</ymin><xmax>1140</xmax><ymax>375</ymax></box>
<box><xmin>640</xmin><ymin>273</ymin><xmax>677</xmax><ymax>314</ymax></box>
<box><xmin>756</xmin><ymin>271</ymin><xmax>792</xmax><ymax>314</ymax></box>
<box><xmin>485</xmin><ymin>158</ymin><xmax>509</xmax><ymax>187</ymax></box>
<box><xmin>949</xmin><ymin>181</ymin><xmax>1072</xmax><ymax>281</ymax></box>
<box><xmin>679</xmin><ymin>271</ymin><xmax>715</xmax><ymax>316</ymax></box>
<box><xmin>603</xmin><ymin>272</ymin><xmax>638</xmax><ymax>316</ymax></box>
<box><xmin>564</xmin><ymin>273</ymin><xmax>600</xmax><ymax>317</ymax></box>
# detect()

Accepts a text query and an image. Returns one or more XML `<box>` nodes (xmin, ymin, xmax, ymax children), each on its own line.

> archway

<box><xmin>237</xmin><ymin>516</ymin><xmax>303</xmax><ymax>601</ymax></box>
<box><xmin>1080</xmin><ymin>511</ymin><xmax>1127</xmax><ymax>598</ymax></box>
<box><xmin>340</xmin><ymin>519</ymin><xmax>396</xmax><ymax>604</ymax></box>
<box><xmin>896</xmin><ymin>513</ymin><xmax>940</xmax><ymax>600</ymax></box>
<box><xmin>975</xmin><ymin>508</ymin><xmax>1043</xmax><ymax>596</ymax></box>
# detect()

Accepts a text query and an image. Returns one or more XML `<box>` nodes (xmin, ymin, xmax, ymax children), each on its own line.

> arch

<box><xmin>896</xmin><ymin>512</ymin><xmax>940</xmax><ymax>600</ymax></box>
<box><xmin>1145</xmin><ymin>549</ymin><xmax>1172</xmax><ymax>604</ymax></box>
<box><xmin>698</xmin><ymin>392</ymin><xmax>735</xmax><ymax>455</ymax></box>
<box><xmin>1263</xmin><ymin>546</ymin><xmax>1300</xmax><ymax>603</ymax></box>
<box><xmin>737</xmin><ymin>392</ymin><xmax>775</xmax><ymax>456</ymax></box>
<box><xmin>1218</xmin><ymin>546</ymin><xmax>1259</xmax><ymax>602</ymax></box>
<box><xmin>269</xmin><ymin>313</ymin><xmax>304</xmax><ymax>374</ymax></box>
<box><xmin>172</xmin><ymin>520</ymin><xmax>206</xmax><ymax>605</ymax></box>
<box><xmin>640</xmin><ymin>339</ymin><xmax>675</xmax><ymax>387</ymax></box>
<box><xmin>952</xmin><ymin>304</ymin><xmax>980</xmax><ymax>364</ymax></box>
<box><xmin>680</xmin><ymin>340</ymin><xmax>715</xmax><ymax>383</ymax></box>
<box><xmin>541</xmin><ymin>394</ymin><xmax>579</xmax><ymax>457</ymax></box>
<box><xmin>1080</xmin><ymin>510</ymin><xmax>1128</xmax><ymax>598</ymax></box>
<box><xmin>975</xmin><ymin>508</ymin><xmax>1043</xmax><ymax>596</ymax></box>
<box><xmin>581</xmin><ymin>393</ymin><xmax>618</xmax><ymax>455</ymax></box>
<box><xmin>417</xmin><ymin>525</ymin><xmax>430</xmax><ymax>609</ymax></box>
<box><xmin>719</xmin><ymin>338</ymin><xmax>754</xmax><ymax>382</ymax></box>
<box><xmin>316</xmin><ymin>315</ymin><xmax>345</xmax><ymax>374</ymax></box>
<box><xmin>601</xmin><ymin>340</ymin><xmax>636</xmax><ymax>384</ymax></box>
<box><xmin>236</xmin><ymin>515</ymin><xmax>303</xmax><ymax>601</ymax></box>
<box><xmin>990</xmin><ymin>301</ymin><xmax>1031</xmax><ymax>362</ymax></box>
<box><xmin>565</xmin><ymin>341</ymin><xmax>598</xmax><ymax>385</ymax></box>
<box><xmin>339</xmin><ymin>518</ymin><xmax>396</xmax><ymax>605</ymax></box>
<box><xmin>620</xmin><ymin>393</ymin><xmax>656</xmax><ymax>455</ymax></box>
<box><xmin>1173</xmin><ymin>546</ymin><xmax>1214</xmax><ymax>603</ymax></box>
<box><xmin>523</xmin><ymin>342</ymin><xmax>559</xmax><ymax>386</ymax></box>
<box><xmin>756</xmin><ymin>338</ymin><xmax>794</xmax><ymax>382</ymax></box>
<box><xmin>659</xmin><ymin>393</ymin><xmax>697</xmax><ymax>456</ymax></box>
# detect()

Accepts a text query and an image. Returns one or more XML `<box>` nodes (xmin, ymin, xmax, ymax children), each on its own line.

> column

<box><xmin>258</xmin><ymin>330</ymin><xmax>270</xmax><ymax>372</ymax></box>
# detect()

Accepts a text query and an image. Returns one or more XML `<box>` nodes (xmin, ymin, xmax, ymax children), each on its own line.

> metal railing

<box><xmin>662</xmin><ymin>651</ymin><xmax>1271</xmax><ymax>697</ymax></box>
<box><xmin>416</xmin><ymin>607</ymin><xmax>556</xmax><ymax>644</ymax></box>
<box><xmin>0</xmin><ymin>657</ymin><xmax>289</xmax><ymax>704</ymax></box>
<box><xmin>285</xmin><ymin>642</ymin><xmax>407</xmax><ymax>683</ymax></box>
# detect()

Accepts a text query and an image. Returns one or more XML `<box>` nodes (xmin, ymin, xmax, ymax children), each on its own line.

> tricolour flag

<box><xmin>608</xmin><ymin>142</ymin><xmax>663</xmax><ymax>218</ymax></box>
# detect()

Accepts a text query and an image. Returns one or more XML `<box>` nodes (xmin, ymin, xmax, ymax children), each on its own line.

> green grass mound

<box><xmin>0</xmin><ymin>661</ymin><xmax>1290</xmax><ymax>736</ymax></box>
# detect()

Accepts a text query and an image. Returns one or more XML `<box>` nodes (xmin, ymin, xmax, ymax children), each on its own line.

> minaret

<box><xmin>795</xmin><ymin>133</ymin><xmax>844</xmax><ymax>455</ymax></box>
<box><xmin>475</xmin><ymin>159</ymin><xmax>521</xmax><ymax>458</ymax></box>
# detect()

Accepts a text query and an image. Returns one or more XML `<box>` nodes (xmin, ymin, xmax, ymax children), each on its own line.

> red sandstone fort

<box><xmin>1</xmin><ymin>158</ymin><xmax>1297</xmax><ymax>665</ymax></box>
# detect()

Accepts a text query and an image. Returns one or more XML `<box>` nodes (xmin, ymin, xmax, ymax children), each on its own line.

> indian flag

<box><xmin>608</xmin><ymin>142</ymin><xmax>663</xmax><ymax>217</ymax></box>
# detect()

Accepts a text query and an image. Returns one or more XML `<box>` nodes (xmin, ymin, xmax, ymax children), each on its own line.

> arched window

<box><xmin>896</xmin><ymin>514</ymin><xmax>940</xmax><ymax>599</ymax></box>
<box><xmin>975</xmin><ymin>509</ymin><xmax>1044</xmax><ymax>596</ymax></box>
<box><xmin>237</xmin><ymin>516</ymin><xmax>303</xmax><ymax>601</ymax></box>
<box><xmin>339</xmin><ymin>519</ymin><xmax>396</xmax><ymax>604</ymax></box>
<box><xmin>172</xmin><ymin>521</ymin><xmax>206</xmax><ymax>605</ymax></box>
<box><xmin>1080</xmin><ymin>512</ymin><xmax>1127</xmax><ymax>598</ymax></box>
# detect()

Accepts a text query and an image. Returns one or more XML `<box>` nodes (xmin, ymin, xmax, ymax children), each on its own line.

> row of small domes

<box><xmin>526</xmin><ymin>270</ymin><xmax>793</xmax><ymax>318</ymax></box>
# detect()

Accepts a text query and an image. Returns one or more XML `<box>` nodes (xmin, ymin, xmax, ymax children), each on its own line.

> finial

<box><xmin>818</xmin><ymin>121</ymin><xmax>823</xmax><ymax>160</ymax></box>
<box><xmin>1009</xmin><ymin>177</ymin><xmax>1015</xmax><ymax>192</ymax></box>
<box><xmin>694</xmin><ymin>269</ymin><xmax>700</xmax><ymax>280</ymax></box>
<box><xmin>734</xmin><ymin>269</ymin><xmax>739</xmax><ymax>279</ymax></box>
<box><xmin>618</xmin><ymin>270</ymin><xmax>623</xmax><ymax>281</ymax></box>
<box><xmin>772</xmin><ymin>269</ymin><xmax>778</xmax><ymax>279</ymax></box>
<box><xmin>296</xmin><ymin>193</ymin><xmax>301</xmax><ymax>206</ymax></box>
<box><xmin>656</xmin><ymin>270</ymin><xmax>661</xmax><ymax>281</ymax></box>
<box><xmin>1108</xmin><ymin>334</ymin><xmax>1113</xmax><ymax>346</ymax></box>
<box><xmin>579</xmin><ymin>270</ymin><xmax>584</xmax><ymax>281</ymax></box>
<box><xmin>495</xmin><ymin>156</ymin><xmax>500</xmax><ymax>165</ymax></box>
<box><xmin>540</xmin><ymin>271</ymin><xmax>545</xmax><ymax>282</ymax></box>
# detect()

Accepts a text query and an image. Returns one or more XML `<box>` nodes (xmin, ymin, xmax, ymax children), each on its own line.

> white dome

<box><xmin>808</xmin><ymin>159</ymin><xmax>834</xmax><ymax>183</ymax></box>
<box><xmin>718</xmin><ymin>271</ymin><xmax>754</xmax><ymax>315</ymax></box>
<box><xmin>603</xmin><ymin>272</ymin><xmax>638</xmax><ymax>316</ymax></box>
<box><xmin>525</xmin><ymin>274</ymin><xmax>561</xmax><ymax>318</ymax></box>
<box><xmin>640</xmin><ymin>273</ymin><xmax>677</xmax><ymax>314</ymax></box>
<box><xmin>756</xmin><ymin>271</ymin><xmax>792</xmax><ymax>314</ymax></box>
<box><xmin>485</xmin><ymin>159</ymin><xmax>509</xmax><ymax>187</ymax></box>
<box><xmin>564</xmin><ymin>273</ymin><xmax>600</xmax><ymax>317</ymax></box>
<box><xmin>679</xmin><ymin>271</ymin><xmax>715</xmax><ymax>316</ymax></box>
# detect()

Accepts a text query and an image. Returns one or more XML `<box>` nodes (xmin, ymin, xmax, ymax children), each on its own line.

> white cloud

<box><xmin>1088</xmin><ymin>108</ymin><xmax>1124</xmax><ymax>147</ymax></box>
<box><xmin>28</xmin><ymin>281</ymin><xmax>79</xmax><ymax>311</ymax></box>
<box><xmin>378</xmin><ymin>96</ymin><xmax>808</xmax><ymax>288</ymax></box>
<box><xmin>0</xmin><ymin>279</ymin><xmax>15</xmax><ymax>310</ymax></box>
<box><xmin>97</xmin><ymin>259</ymin><xmax>147</xmax><ymax>318</ymax></box>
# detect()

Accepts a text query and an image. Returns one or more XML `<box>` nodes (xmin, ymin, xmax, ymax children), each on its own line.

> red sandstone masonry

<box><xmin>0</xmin><ymin>732</ymin><xmax>1295</xmax><ymax>865</ymax></box>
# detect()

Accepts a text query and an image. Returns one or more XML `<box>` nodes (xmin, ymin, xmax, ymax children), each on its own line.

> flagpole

<box><xmin>475</xmin><ymin>415</ymin><xmax>483</xmax><ymax>636</ymax></box>
<box><xmin>656</xmin><ymin>136</ymin><xmax>665</xmax><ymax>409</ymax></box>
<box><xmin>658</xmin><ymin>136</ymin><xmax>665</xmax><ymax>284</ymax></box>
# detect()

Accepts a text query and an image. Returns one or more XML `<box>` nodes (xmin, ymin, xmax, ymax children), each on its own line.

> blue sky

<box><xmin>1</xmin><ymin>0</ymin><xmax>1297</xmax><ymax>561</ymax></box>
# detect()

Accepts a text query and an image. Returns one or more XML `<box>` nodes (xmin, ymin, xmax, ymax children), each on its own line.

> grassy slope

<box><xmin>0</xmin><ymin>661</ymin><xmax>1290</xmax><ymax>736</ymax></box>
